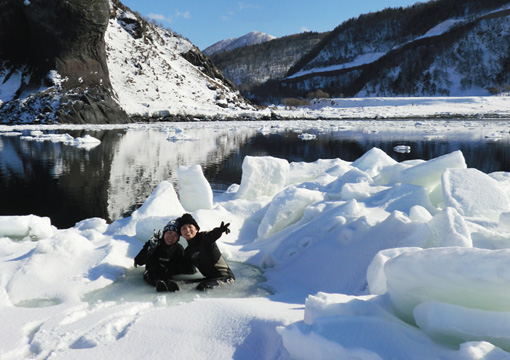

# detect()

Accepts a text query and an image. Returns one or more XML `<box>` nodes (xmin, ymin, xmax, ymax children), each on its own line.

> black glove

<box><xmin>219</xmin><ymin>221</ymin><xmax>230</xmax><ymax>234</ymax></box>
<box><xmin>134</xmin><ymin>259</ymin><xmax>138</xmax><ymax>268</ymax></box>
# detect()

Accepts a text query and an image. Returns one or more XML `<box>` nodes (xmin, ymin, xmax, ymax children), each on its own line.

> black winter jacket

<box><xmin>135</xmin><ymin>237</ymin><xmax>188</xmax><ymax>276</ymax></box>
<box><xmin>184</xmin><ymin>227</ymin><xmax>234</xmax><ymax>279</ymax></box>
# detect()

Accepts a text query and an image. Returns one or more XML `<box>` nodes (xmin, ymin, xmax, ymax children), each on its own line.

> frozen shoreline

<box><xmin>113</xmin><ymin>96</ymin><xmax>510</xmax><ymax>122</ymax></box>
<box><xmin>2</xmin><ymin>118</ymin><xmax>510</xmax><ymax>359</ymax></box>
<box><xmin>2</xmin><ymin>96</ymin><xmax>510</xmax><ymax>124</ymax></box>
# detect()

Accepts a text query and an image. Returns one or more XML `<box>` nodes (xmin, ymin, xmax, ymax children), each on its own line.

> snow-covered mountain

<box><xmin>207</xmin><ymin>0</ymin><xmax>510</xmax><ymax>103</ymax></box>
<box><xmin>203</xmin><ymin>31</ymin><xmax>276</xmax><ymax>56</ymax></box>
<box><xmin>280</xmin><ymin>0</ymin><xmax>510</xmax><ymax>99</ymax></box>
<box><xmin>0</xmin><ymin>0</ymin><xmax>255</xmax><ymax>124</ymax></box>
<box><xmin>208</xmin><ymin>32</ymin><xmax>328</xmax><ymax>95</ymax></box>
<box><xmin>105</xmin><ymin>2</ymin><xmax>254</xmax><ymax>119</ymax></box>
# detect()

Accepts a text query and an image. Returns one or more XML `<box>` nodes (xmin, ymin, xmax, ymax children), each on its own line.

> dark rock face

<box><xmin>0</xmin><ymin>0</ymin><xmax>129</xmax><ymax>124</ymax></box>
<box><xmin>181</xmin><ymin>50</ymin><xmax>236</xmax><ymax>90</ymax></box>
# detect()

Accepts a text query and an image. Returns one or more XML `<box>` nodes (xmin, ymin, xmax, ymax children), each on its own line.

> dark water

<box><xmin>1</xmin><ymin>121</ymin><xmax>509</xmax><ymax>228</ymax></box>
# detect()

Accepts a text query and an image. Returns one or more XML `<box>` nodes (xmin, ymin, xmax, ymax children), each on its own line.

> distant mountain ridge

<box><xmin>279</xmin><ymin>0</ymin><xmax>510</xmax><ymax>99</ymax></box>
<box><xmin>203</xmin><ymin>31</ymin><xmax>276</xmax><ymax>55</ymax></box>
<box><xmin>208</xmin><ymin>31</ymin><xmax>328</xmax><ymax>94</ymax></box>
<box><xmin>209</xmin><ymin>0</ymin><xmax>510</xmax><ymax>103</ymax></box>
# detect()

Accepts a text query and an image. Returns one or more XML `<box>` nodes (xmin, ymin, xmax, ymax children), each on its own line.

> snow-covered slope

<box><xmin>0</xmin><ymin>0</ymin><xmax>256</xmax><ymax>124</ymax></box>
<box><xmin>106</xmin><ymin>3</ymin><xmax>255</xmax><ymax>119</ymax></box>
<box><xmin>203</xmin><ymin>31</ymin><xmax>276</xmax><ymax>56</ymax></box>
<box><xmin>282</xmin><ymin>1</ymin><xmax>510</xmax><ymax>98</ymax></box>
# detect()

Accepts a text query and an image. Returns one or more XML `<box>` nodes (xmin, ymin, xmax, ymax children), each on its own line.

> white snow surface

<box><xmin>2</xmin><ymin>118</ymin><xmax>510</xmax><ymax>359</ymax></box>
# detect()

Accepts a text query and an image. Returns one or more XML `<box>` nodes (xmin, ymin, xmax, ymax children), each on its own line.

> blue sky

<box><xmin>121</xmin><ymin>0</ymin><xmax>423</xmax><ymax>50</ymax></box>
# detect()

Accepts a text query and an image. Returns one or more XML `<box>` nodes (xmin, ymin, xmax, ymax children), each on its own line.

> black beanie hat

<box><xmin>179</xmin><ymin>213</ymin><xmax>200</xmax><ymax>232</ymax></box>
<box><xmin>163</xmin><ymin>219</ymin><xmax>180</xmax><ymax>234</ymax></box>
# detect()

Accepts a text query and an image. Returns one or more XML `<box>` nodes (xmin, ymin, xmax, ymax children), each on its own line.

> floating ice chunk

<box><xmin>426</xmin><ymin>207</ymin><xmax>472</xmax><ymax>248</ymax></box>
<box><xmin>298</xmin><ymin>133</ymin><xmax>316</xmax><ymax>140</ymax></box>
<box><xmin>0</xmin><ymin>131</ymin><xmax>22</xmax><ymax>136</ymax></box>
<box><xmin>351</xmin><ymin>147</ymin><xmax>397</xmax><ymax>177</ymax></box>
<box><xmin>74</xmin><ymin>134</ymin><xmax>100</xmax><ymax>144</ymax></box>
<box><xmin>256</xmin><ymin>126</ymin><xmax>274</xmax><ymax>135</ymax></box>
<box><xmin>235</xmin><ymin>156</ymin><xmax>289</xmax><ymax>200</ymax></box>
<box><xmin>73</xmin><ymin>135</ymin><xmax>101</xmax><ymax>150</ymax></box>
<box><xmin>165</xmin><ymin>127</ymin><xmax>198</xmax><ymax>141</ymax></box>
<box><xmin>167</xmin><ymin>132</ymin><xmax>196</xmax><ymax>141</ymax></box>
<box><xmin>424</xmin><ymin>134</ymin><xmax>446</xmax><ymax>140</ymax></box>
<box><xmin>178</xmin><ymin>165</ymin><xmax>213</xmax><ymax>211</ymax></box>
<box><xmin>20</xmin><ymin>132</ymin><xmax>100</xmax><ymax>149</ymax></box>
<box><xmin>442</xmin><ymin>168</ymin><xmax>510</xmax><ymax>220</ymax></box>
<box><xmin>131</xmin><ymin>181</ymin><xmax>184</xmax><ymax>220</ymax></box>
<box><xmin>257</xmin><ymin>186</ymin><xmax>323</xmax><ymax>238</ymax></box>
<box><xmin>485</xmin><ymin>133</ymin><xmax>504</xmax><ymax>140</ymax></box>
<box><xmin>21</xmin><ymin>133</ymin><xmax>73</xmax><ymax>142</ymax></box>
<box><xmin>385</xmin><ymin>247</ymin><xmax>510</xmax><ymax>322</ymax></box>
<box><xmin>399</xmin><ymin>150</ymin><xmax>466</xmax><ymax>192</ymax></box>
<box><xmin>0</xmin><ymin>215</ymin><xmax>56</xmax><ymax>240</ymax></box>
<box><xmin>414</xmin><ymin>301</ymin><xmax>510</xmax><ymax>351</ymax></box>
<box><xmin>367</xmin><ymin>247</ymin><xmax>422</xmax><ymax>295</ymax></box>
<box><xmin>393</xmin><ymin>145</ymin><xmax>411</xmax><ymax>153</ymax></box>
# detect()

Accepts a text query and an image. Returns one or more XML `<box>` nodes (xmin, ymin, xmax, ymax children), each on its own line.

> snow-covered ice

<box><xmin>2</xmin><ymin>120</ymin><xmax>510</xmax><ymax>359</ymax></box>
<box><xmin>19</xmin><ymin>131</ymin><xmax>101</xmax><ymax>150</ymax></box>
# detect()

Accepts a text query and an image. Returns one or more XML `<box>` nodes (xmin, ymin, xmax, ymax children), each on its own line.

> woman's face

<box><xmin>180</xmin><ymin>224</ymin><xmax>198</xmax><ymax>240</ymax></box>
<box><xmin>163</xmin><ymin>230</ymin><xmax>179</xmax><ymax>245</ymax></box>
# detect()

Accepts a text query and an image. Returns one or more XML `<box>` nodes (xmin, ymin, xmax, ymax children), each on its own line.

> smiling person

<box><xmin>134</xmin><ymin>219</ymin><xmax>188</xmax><ymax>292</ymax></box>
<box><xmin>178</xmin><ymin>213</ymin><xmax>235</xmax><ymax>291</ymax></box>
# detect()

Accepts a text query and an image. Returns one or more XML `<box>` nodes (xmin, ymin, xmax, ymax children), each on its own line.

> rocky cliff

<box><xmin>0</xmin><ymin>0</ymin><xmax>253</xmax><ymax>124</ymax></box>
<box><xmin>0</xmin><ymin>0</ymin><xmax>129</xmax><ymax>124</ymax></box>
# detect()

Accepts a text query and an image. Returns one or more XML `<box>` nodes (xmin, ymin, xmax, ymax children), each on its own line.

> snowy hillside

<box><xmin>208</xmin><ymin>32</ymin><xmax>327</xmax><ymax>93</ymax></box>
<box><xmin>0</xmin><ymin>0</ymin><xmax>256</xmax><ymax>124</ymax></box>
<box><xmin>105</xmin><ymin>3</ymin><xmax>255</xmax><ymax>119</ymax></box>
<box><xmin>203</xmin><ymin>31</ymin><xmax>276</xmax><ymax>56</ymax></box>
<box><xmin>281</xmin><ymin>1</ymin><xmax>510</xmax><ymax>99</ymax></box>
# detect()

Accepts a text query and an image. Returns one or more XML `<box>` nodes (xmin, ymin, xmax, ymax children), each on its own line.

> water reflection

<box><xmin>106</xmin><ymin>126</ymin><xmax>255</xmax><ymax>220</ymax></box>
<box><xmin>1</xmin><ymin>121</ymin><xmax>509</xmax><ymax>228</ymax></box>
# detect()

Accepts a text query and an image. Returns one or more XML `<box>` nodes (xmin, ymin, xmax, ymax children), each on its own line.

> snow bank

<box><xmin>2</xmin><ymin>144</ymin><xmax>510</xmax><ymax>359</ymax></box>
<box><xmin>0</xmin><ymin>215</ymin><xmax>56</xmax><ymax>240</ymax></box>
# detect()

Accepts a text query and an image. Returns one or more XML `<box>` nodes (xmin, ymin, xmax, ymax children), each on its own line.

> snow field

<box><xmin>1</xmin><ymin>140</ymin><xmax>510</xmax><ymax>358</ymax></box>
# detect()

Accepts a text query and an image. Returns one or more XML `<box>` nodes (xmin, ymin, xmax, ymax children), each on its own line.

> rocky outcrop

<box><xmin>0</xmin><ymin>0</ymin><xmax>129</xmax><ymax>124</ymax></box>
<box><xmin>181</xmin><ymin>49</ymin><xmax>236</xmax><ymax>89</ymax></box>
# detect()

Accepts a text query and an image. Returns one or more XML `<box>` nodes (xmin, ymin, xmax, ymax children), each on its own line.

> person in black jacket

<box><xmin>177</xmin><ymin>213</ymin><xmax>235</xmax><ymax>291</ymax></box>
<box><xmin>134</xmin><ymin>219</ymin><xmax>189</xmax><ymax>292</ymax></box>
